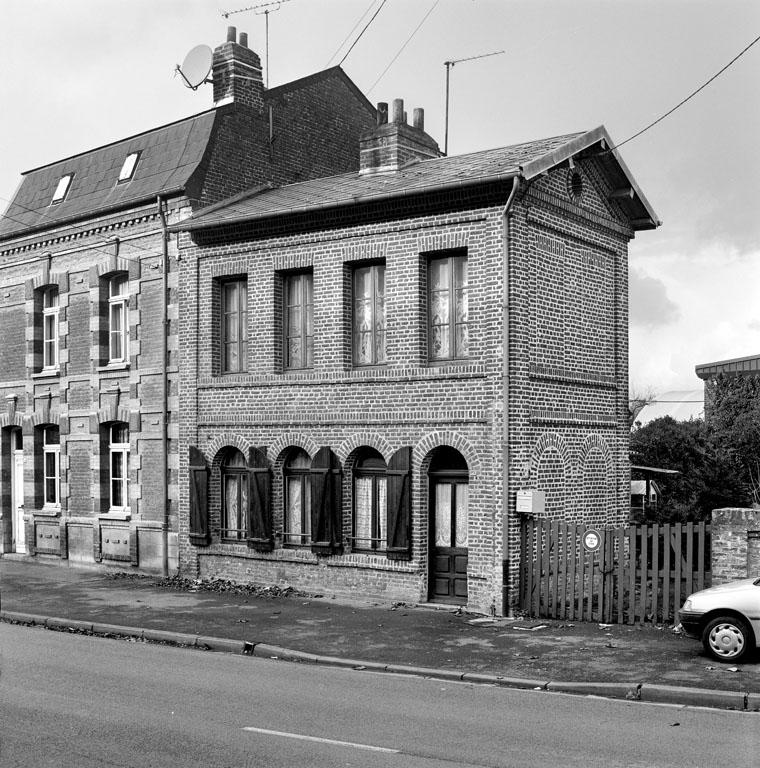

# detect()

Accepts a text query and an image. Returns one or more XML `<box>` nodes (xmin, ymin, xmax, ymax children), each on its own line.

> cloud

<box><xmin>629</xmin><ymin>268</ymin><xmax>679</xmax><ymax>329</ymax></box>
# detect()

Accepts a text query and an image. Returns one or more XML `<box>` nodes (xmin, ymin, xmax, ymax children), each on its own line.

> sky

<box><xmin>1</xmin><ymin>0</ymin><xmax>758</xmax><ymax>396</ymax></box>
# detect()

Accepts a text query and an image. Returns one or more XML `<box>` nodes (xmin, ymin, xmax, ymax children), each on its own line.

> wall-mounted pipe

<box><xmin>500</xmin><ymin>174</ymin><xmax>522</xmax><ymax>615</ymax></box>
<box><xmin>157</xmin><ymin>195</ymin><xmax>170</xmax><ymax>578</ymax></box>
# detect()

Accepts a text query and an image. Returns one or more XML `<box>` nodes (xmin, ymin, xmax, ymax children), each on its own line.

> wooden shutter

<box><xmin>310</xmin><ymin>446</ymin><xmax>342</xmax><ymax>555</ymax></box>
<box><xmin>386</xmin><ymin>447</ymin><xmax>412</xmax><ymax>560</ymax></box>
<box><xmin>247</xmin><ymin>447</ymin><xmax>273</xmax><ymax>551</ymax></box>
<box><xmin>188</xmin><ymin>446</ymin><xmax>210</xmax><ymax>546</ymax></box>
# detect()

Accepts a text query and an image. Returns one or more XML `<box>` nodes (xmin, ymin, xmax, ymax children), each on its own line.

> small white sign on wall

<box><xmin>516</xmin><ymin>489</ymin><xmax>545</xmax><ymax>516</ymax></box>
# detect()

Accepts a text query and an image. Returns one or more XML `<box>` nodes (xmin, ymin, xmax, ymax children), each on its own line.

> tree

<box><xmin>630</xmin><ymin>416</ymin><xmax>748</xmax><ymax>522</ymax></box>
<box><xmin>706</xmin><ymin>373</ymin><xmax>760</xmax><ymax>506</ymax></box>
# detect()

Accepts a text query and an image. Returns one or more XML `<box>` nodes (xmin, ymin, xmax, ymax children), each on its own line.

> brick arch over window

<box><xmin>89</xmin><ymin>254</ymin><xmax>140</xmax><ymax>283</ymax></box>
<box><xmin>414</xmin><ymin>432</ymin><xmax>481</xmax><ymax>479</ymax></box>
<box><xmin>95</xmin><ymin>405</ymin><xmax>131</xmax><ymax>426</ymax></box>
<box><xmin>579</xmin><ymin>434</ymin><xmax>614</xmax><ymax>523</ymax></box>
<box><xmin>0</xmin><ymin>413</ymin><xmax>24</xmax><ymax>429</ymax></box>
<box><xmin>269</xmin><ymin>433</ymin><xmax>319</xmax><ymax>465</ymax></box>
<box><xmin>529</xmin><ymin>433</ymin><xmax>570</xmax><ymax>519</ymax></box>
<box><xmin>336</xmin><ymin>433</ymin><xmax>394</xmax><ymax>465</ymax></box>
<box><xmin>205</xmin><ymin>433</ymin><xmax>252</xmax><ymax>465</ymax></box>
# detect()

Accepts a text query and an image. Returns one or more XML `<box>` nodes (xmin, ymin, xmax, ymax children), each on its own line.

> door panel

<box><xmin>430</xmin><ymin>481</ymin><xmax>468</xmax><ymax>604</ymax></box>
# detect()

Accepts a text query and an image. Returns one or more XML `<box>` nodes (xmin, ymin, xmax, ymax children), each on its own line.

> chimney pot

<box><xmin>392</xmin><ymin>98</ymin><xmax>404</xmax><ymax>124</ymax></box>
<box><xmin>376</xmin><ymin>102</ymin><xmax>388</xmax><ymax>125</ymax></box>
<box><xmin>413</xmin><ymin>108</ymin><xmax>424</xmax><ymax>131</ymax></box>
<box><xmin>227</xmin><ymin>26</ymin><xmax>237</xmax><ymax>43</ymax></box>
<box><xmin>239</xmin><ymin>31</ymin><xmax>248</xmax><ymax>48</ymax></box>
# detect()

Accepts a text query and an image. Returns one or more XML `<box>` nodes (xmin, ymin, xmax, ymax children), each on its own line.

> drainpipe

<box><xmin>500</xmin><ymin>174</ymin><xmax>522</xmax><ymax>615</ymax></box>
<box><xmin>157</xmin><ymin>195</ymin><xmax>169</xmax><ymax>577</ymax></box>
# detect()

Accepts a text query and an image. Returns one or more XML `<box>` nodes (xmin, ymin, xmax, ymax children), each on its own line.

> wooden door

<box><xmin>430</xmin><ymin>481</ymin><xmax>468</xmax><ymax>603</ymax></box>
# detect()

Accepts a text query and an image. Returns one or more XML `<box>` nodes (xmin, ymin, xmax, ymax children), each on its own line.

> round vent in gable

<box><xmin>567</xmin><ymin>169</ymin><xmax>584</xmax><ymax>202</ymax></box>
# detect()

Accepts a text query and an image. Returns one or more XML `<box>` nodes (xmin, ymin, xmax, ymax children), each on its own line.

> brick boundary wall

<box><xmin>711</xmin><ymin>507</ymin><xmax>760</xmax><ymax>583</ymax></box>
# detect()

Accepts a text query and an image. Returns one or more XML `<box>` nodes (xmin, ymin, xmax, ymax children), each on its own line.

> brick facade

<box><xmin>175</xmin><ymin>125</ymin><xmax>656</xmax><ymax>615</ymax></box>
<box><xmin>711</xmin><ymin>508</ymin><xmax>760</xmax><ymax>584</ymax></box>
<box><xmin>0</xmin><ymin>30</ymin><xmax>375</xmax><ymax>571</ymax></box>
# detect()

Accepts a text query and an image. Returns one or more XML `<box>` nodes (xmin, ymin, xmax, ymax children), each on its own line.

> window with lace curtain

<box><xmin>352</xmin><ymin>263</ymin><xmax>385</xmax><ymax>366</ymax></box>
<box><xmin>428</xmin><ymin>252</ymin><xmax>468</xmax><ymax>361</ymax></box>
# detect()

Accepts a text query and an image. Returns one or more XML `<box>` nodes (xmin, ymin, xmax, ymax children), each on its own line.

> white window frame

<box><xmin>108</xmin><ymin>274</ymin><xmax>129</xmax><ymax>364</ymax></box>
<box><xmin>42</xmin><ymin>426</ymin><xmax>60</xmax><ymax>508</ymax></box>
<box><xmin>109</xmin><ymin>423</ymin><xmax>130</xmax><ymax>512</ymax></box>
<box><xmin>118</xmin><ymin>152</ymin><xmax>140</xmax><ymax>182</ymax></box>
<box><xmin>42</xmin><ymin>287</ymin><xmax>59</xmax><ymax>370</ymax></box>
<box><xmin>51</xmin><ymin>174</ymin><xmax>73</xmax><ymax>204</ymax></box>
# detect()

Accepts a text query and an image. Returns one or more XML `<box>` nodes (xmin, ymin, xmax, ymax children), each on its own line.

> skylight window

<box><xmin>118</xmin><ymin>152</ymin><xmax>140</xmax><ymax>182</ymax></box>
<box><xmin>51</xmin><ymin>174</ymin><xmax>73</xmax><ymax>204</ymax></box>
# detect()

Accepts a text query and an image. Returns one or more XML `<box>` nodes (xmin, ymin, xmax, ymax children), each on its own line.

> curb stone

<box><xmin>1</xmin><ymin>610</ymin><xmax>756</xmax><ymax>712</ymax></box>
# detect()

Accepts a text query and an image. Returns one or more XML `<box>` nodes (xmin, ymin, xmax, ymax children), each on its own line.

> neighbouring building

<box><xmin>172</xmin><ymin>104</ymin><xmax>659</xmax><ymax>615</ymax></box>
<box><xmin>696</xmin><ymin>353</ymin><xmax>760</xmax><ymax>415</ymax></box>
<box><xmin>0</xmin><ymin>27</ymin><xmax>376</xmax><ymax>570</ymax></box>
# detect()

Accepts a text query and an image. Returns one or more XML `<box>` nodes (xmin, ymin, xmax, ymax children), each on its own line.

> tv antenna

<box><xmin>221</xmin><ymin>0</ymin><xmax>293</xmax><ymax>87</ymax></box>
<box><xmin>443</xmin><ymin>50</ymin><xmax>504</xmax><ymax>155</ymax></box>
<box><xmin>175</xmin><ymin>44</ymin><xmax>214</xmax><ymax>90</ymax></box>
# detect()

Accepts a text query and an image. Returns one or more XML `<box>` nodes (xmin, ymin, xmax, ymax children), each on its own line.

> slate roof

<box><xmin>173</xmin><ymin>125</ymin><xmax>660</xmax><ymax>233</ymax></box>
<box><xmin>0</xmin><ymin>110</ymin><xmax>218</xmax><ymax>241</ymax></box>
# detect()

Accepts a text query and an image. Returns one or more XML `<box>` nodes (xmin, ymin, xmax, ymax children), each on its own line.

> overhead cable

<box><xmin>609</xmin><ymin>32</ymin><xmax>760</xmax><ymax>153</ymax></box>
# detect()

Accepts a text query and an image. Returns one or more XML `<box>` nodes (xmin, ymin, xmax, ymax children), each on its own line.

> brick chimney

<box><xmin>212</xmin><ymin>26</ymin><xmax>263</xmax><ymax>111</ymax></box>
<box><xmin>359</xmin><ymin>98</ymin><xmax>442</xmax><ymax>174</ymax></box>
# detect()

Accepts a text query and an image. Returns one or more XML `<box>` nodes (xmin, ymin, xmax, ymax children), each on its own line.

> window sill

<box><xmin>32</xmin><ymin>368</ymin><xmax>60</xmax><ymax>379</ymax></box>
<box><xmin>427</xmin><ymin>357</ymin><xmax>470</xmax><ymax>367</ymax></box>
<box><xmin>99</xmin><ymin>511</ymin><xmax>131</xmax><ymax>521</ymax></box>
<box><xmin>37</xmin><ymin>505</ymin><xmax>61</xmax><ymax>517</ymax></box>
<box><xmin>98</xmin><ymin>362</ymin><xmax>130</xmax><ymax>373</ymax></box>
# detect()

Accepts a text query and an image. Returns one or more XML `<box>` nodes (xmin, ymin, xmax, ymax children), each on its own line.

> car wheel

<box><xmin>702</xmin><ymin>615</ymin><xmax>752</xmax><ymax>662</ymax></box>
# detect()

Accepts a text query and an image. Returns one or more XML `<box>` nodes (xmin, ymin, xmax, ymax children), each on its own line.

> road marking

<box><xmin>242</xmin><ymin>727</ymin><xmax>400</xmax><ymax>753</ymax></box>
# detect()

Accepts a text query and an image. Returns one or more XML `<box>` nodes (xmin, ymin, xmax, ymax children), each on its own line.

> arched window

<box><xmin>221</xmin><ymin>449</ymin><xmax>248</xmax><ymax>540</ymax></box>
<box><xmin>283</xmin><ymin>449</ymin><xmax>311</xmax><ymax>546</ymax></box>
<box><xmin>352</xmin><ymin>448</ymin><xmax>387</xmax><ymax>552</ymax></box>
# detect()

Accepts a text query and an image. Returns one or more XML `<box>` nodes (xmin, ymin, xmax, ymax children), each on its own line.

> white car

<box><xmin>679</xmin><ymin>578</ymin><xmax>760</xmax><ymax>662</ymax></box>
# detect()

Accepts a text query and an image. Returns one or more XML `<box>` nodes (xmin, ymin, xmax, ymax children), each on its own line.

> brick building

<box><xmin>172</xmin><ymin>104</ymin><xmax>659</xmax><ymax>614</ymax></box>
<box><xmin>0</xmin><ymin>28</ymin><xmax>375</xmax><ymax>570</ymax></box>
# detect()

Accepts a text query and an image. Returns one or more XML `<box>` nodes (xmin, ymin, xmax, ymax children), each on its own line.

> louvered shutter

<box><xmin>310</xmin><ymin>446</ymin><xmax>342</xmax><ymax>555</ymax></box>
<box><xmin>386</xmin><ymin>447</ymin><xmax>412</xmax><ymax>560</ymax></box>
<box><xmin>247</xmin><ymin>446</ymin><xmax>273</xmax><ymax>551</ymax></box>
<box><xmin>188</xmin><ymin>446</ymin><xmax>210</xmax><ymax>546</ymax></box>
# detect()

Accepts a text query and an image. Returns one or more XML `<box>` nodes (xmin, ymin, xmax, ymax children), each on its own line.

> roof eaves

<box><xmin>172</xmin><ymin>168</ymin><xmax>521</xmax><ymax>233</ymax></box>
<box><xmin>521</xmin><ymin>126</ymin><xmax>661</xmax><ymax>230</ymax></box>
<box><xmin>0</xmin><ymin>187</ymin><xmax>186</xmax><ymax>244</ymax></box>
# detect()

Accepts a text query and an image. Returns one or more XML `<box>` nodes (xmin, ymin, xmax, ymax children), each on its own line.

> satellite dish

<box><xmin>176</xmin><ymin>44</ymin><xmax>213</xmax><ymax>90</ymax></box>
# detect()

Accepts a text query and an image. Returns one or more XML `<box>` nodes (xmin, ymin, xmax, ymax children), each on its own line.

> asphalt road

<box><xmin>1</xmin><ymin>624</ymin><xmax>758</xmax><ymax>768</ymax></box>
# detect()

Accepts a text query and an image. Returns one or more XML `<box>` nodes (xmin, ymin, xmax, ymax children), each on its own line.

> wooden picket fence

<box><xmin>518</xmin><ymin>519</ymin><xmax>711</xmax><ymax>624</ymax></box>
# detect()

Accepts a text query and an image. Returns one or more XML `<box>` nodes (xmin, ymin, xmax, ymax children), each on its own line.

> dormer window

<box><xmin>51</xmin><ymin>174</ymin><xmax>73</xmax><ymax>204</ymax></box>
<box><xmin>118</xmin><ymin>152</ymin><xmax>140</xmax><ymax>183</ymax></box>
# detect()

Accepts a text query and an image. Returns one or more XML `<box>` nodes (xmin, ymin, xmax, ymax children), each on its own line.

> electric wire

<box><xmin>325</xmin><ymin>0</ymin><xmax>378</xmax><ymax>68</ymax></box>
<box><xmin>338</xmin><ymin>0</ymin><xmax>387</xmax><ymax>67</ymax></box>
<box><xmin>609</xmin><ymin>32</ymin><xmax>760</xmax><ymax>153</ymax></box>
<box><xmin>367</xmin><ymin>0</ymin><xmax>440</xmax><ymax>94</ymax></box>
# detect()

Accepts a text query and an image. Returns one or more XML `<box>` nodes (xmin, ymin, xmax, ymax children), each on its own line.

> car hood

<box><xmin>688</xmin><ymin>578</ymin><xmax>760</xmax><ymax>601</ymax></box>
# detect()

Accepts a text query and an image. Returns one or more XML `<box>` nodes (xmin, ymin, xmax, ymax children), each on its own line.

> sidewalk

<box><xmin>2</xmin><ymin>556</ymin><xmax>759</xmax><ymax>710</ymax></box>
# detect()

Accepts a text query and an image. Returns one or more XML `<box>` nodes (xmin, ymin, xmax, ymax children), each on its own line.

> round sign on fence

<box><xmin>583</xmin><ymin>528</ymin><xmax>602</xmax><ymax>553</ymax></box>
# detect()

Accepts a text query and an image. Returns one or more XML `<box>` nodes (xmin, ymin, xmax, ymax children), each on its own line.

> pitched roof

<box><xmin>0</xmin><ymin>110</ymin><xmax>218</xmax><ymax>241</ymax></box>
<box><xmin>173</xmin><ymin>125</ymin><xmax>660</xmax><ymax>233</ymax></box>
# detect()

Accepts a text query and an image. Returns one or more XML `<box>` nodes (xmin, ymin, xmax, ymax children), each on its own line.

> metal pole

<box><xmin>444</xmin><ymin>61</ymin><xmax>451</xmax><ymax>156</ymax></box>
